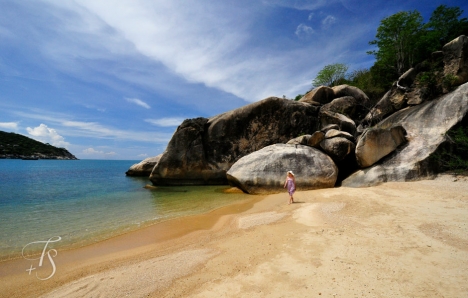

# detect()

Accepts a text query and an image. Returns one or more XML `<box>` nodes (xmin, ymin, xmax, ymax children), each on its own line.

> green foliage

<box><xmin>427</xmin><ymin>5</ymin><xmax>468</xmax><ymax>48</ymax></box>
<box><xmin>293</xmin><ymin>94</ymin><xmax>303</xmax><ymax>101</ymax></box>
<box><xmin>347</xmin><ymin>68</ymin><xmax>387</xmax><ymax>104</ymax></box>
<box><xmin>431</xmin><ymin>123</ymin><xmax>468</xmax><ymax>172</ymax></box>
<box><xmin>442</xmin><ymin>74</ymin><xmax>458</xmax><ymax>91</ymax></box>
<box><xmin>368</xmin><ymin>10</ymin><xmax>424</xmax><ymax>76</ymax></box>
<box><xmin>367</xmin><ymin>5</ymin><xmax>467</xmax><ymax>90</ymax></box>
<box><xmin>312</xmin><ymin>63</ymin><xmax>348</xmax><ymax>87</ymax></box>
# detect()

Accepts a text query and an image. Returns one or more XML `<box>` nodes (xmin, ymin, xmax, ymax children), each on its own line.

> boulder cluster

<box><xmin>127</xmin><ymin>35</ymin><xmax>468</xmax><ymax>193</ymax></box>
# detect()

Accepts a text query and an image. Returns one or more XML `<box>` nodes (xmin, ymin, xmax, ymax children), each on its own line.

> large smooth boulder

<box><xmin>332</xmin><ymin>85</ymin><xmax>370</xmax><ymax>105</ymax></box>
<box><xmin>126</xmin><ymin>155</ymin><xmax>162</xmax><ymax>177</ymax></box>
<box><xmin>226</xmin><ymin>144</ymin><xmax>338</xmax><ymax>194</ymax></box>
<box><xmin>299</xmin><ymin>86</ymin><xmax>335</xmax><ymax>104</ymax></box>
<box><xmin>320</xmin><ymin>137</ymin><xmax>355</xmax><ymax>162</ymax></box>
<box><xmin>358</xmin><ymin>83</ymin><xmax>406</xmax><ymax>130</ymax></box>
<box><xmin>443</xmin><ymin>35</ymin><xmax>468</xmax><ymax>86</ymax></box>
<box><xmin>342</xmin><ymin>83</ymin><xmax>468</xmax><ymax>187</ymax></box>
<box><xmin>325</xmin><ymin>129</ymin><xmax>354</xmax><ymax>141</ymax></box>
<box><xmin>308</xmin><ymin>131</ymin><xmax>325</xmax><ymax>147</ymax></box>
<box><xmin>150</xmin><ymin>97</ymin><xmax>320</xmax><ymax>185</ymax></box>
<box><xmin>355</xmin><ymin>126</ymin><xmax>407</xmax><ymax>168</ymax></box>
<box><xmin>287</xmin><ymin>135</ymin><xmax>311</xmax><ymax>145</ymax></box>
<box><xmin>319</xmin><ymin>110</ymin><xmax>356</xmax><ymax>135</ymax></box>
<box><xmin>321</xmin><ymin>96</ymin><xmax>368</xmax><ymax>124</ymax></box>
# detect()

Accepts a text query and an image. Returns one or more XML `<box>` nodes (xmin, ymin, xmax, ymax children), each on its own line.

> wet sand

<box><xmin>1</xmin><ymin>176</ymin><xmax>468</xmax><ymax>297</ymax></box>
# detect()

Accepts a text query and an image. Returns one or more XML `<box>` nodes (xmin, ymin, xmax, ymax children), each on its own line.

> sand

<box><xmin>1</xmin><ymin>175</ymin><xmax>468</xmax><ymax>297</ymax></box>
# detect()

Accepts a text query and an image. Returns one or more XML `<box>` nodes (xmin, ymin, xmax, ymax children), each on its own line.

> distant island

<box><xmin>0</xmin><ymin>131</ymin><xmax>78</xmax><ymax>160</ymax></box>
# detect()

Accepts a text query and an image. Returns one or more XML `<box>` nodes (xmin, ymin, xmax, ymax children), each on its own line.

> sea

<box><xmin>0</xmin><ymin>159</ymin><xmax>251</xmax><ymax>260</ymax></box>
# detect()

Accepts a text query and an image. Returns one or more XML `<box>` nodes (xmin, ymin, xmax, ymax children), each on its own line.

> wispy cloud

<box><xmin>295</xmin><ymin>24</ymin><xmax>315</xmax><ymax>38</ymax></box>
<box><xmin>26</xmin><ymin>123</ymin><xmax>70</xmax><ymax>148</ymax></box>
<box><xmin>322</xmin><ymin>15</ymin><xmax>337</xmax><ymax>29</ymax></box>
<box><xmin>14</xmin><ymin>110</ymin><xmax>172</xmax><ymax>144</ymax></box>
<box><xmin>145</xmin><ymin>118</ymin><xmax>185</xmax><ymax>127</ymax></box>
<box><xmin>0</xmin><ymin>122</ymin><xmax>19</xmax><ymax>130</ymax></box>
<box><xmin>126</xmin><ymin>97</ymin><xmax>150</xmax><ymax>109</ymax></box>
<box><xmin>262</xmin><ymin>0</ymin><xmax>340</xmax><ymax>11</ymax></box>
<box><xmin>26</xmin><ymin>0</ymin><xmax>372</xmax><ymax>102</ymax></box>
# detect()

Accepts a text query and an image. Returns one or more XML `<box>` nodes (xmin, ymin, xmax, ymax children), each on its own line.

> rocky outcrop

<box><xmin>325</xmin><ymin>129</ymin><xmax>354</xmax><ymax>141</ymax></box>
<box><xmin>126</xmin><ymin>155</ymin><xmax>162</xmax><ymax>177</ymax></box>
<box><xmin>342</xmin><ymin>83</ymin><xmax>468</xmax><ymax>187</ymax></box>
<box><xmin>299</xmin><ymin>86</ymin><xmax>334</xmax><ymax>104</ymax></box>
<box><xmin>287</xmin><ymin>135</ymin><xmax>312</xmax><ymax>145</ymax></box>
<box><xmin>443</xmin><ymin>35</ymin><xmax>468</xmax><ymax>86</ymax></box>
<box><xmin>308</xmin><ymin>131</ymin><xmax>325</xmax><ymax>147</ymax></box>
<box><xmin>319</xmin><ymin>110</ymin><xmax>356</xmax><ymax>135</ymax></box>
<box><xmin>320</xmin><ymin>137</ymin><xmax>355</xmax><ymax>162</ymax></box>
<box><xmin>355</xmin><ymin>126</ymin><xmax>407</xmax><ymax>168</ymax></box>
<box><xmin>226</xmin><ymin>144</ymin><xmax>338</xmax><ymax>194</ymax></box>
<box><xmin>321</xmin><ymin>96</ymin><xmax>368</xmax><ymax>125</ymax></box>
<box><xmin>332</xmin><ymin>84</ymin><xmax>370</xmax><ymax>104</ymax></box>
<box><xmin>150</xmin><ymin>97</ymin><xmax>320</xmax><ymax>185</ymax></box>
<box><xmin>359</xmin><ymin>36</ymin><xmax>468</xmax><ymax>131</ymax></box>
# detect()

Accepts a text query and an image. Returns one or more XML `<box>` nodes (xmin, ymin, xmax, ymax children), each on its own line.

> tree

<box><xmin>312</xmin><ymin>63</ymin><xmax>348</xmax><ymax>87</ymax></box>
<box><xmin>424</xmin><ymin>5</ymin><xmax>468</xmax><ymax>52</ymax></box>
<box><xmin>368</xmin><ymin>10</ymin><xmax>424</xmax><ymax>76</ymax></box>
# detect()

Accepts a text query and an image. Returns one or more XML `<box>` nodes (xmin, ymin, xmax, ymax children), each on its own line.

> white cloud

<box><xmin>0</xmin><ymin>122</ymin><xmax>18</xmax><ymax>130</ymax></box>
<box><xmin>262</xmin><ymin>0</ymin><xmax>339</xmax><ymax>11</ymax></box>
<box><xmin>14</xmin><ymin>0</ymin><xmax>377</xmax><ymax>103</ymax></box>
<box><xmin>126</xmin><ymin>97</ymin><xmax>151</xmax><ymax>109</ymax></box>
<box><xmin>15</xmin><ymin>111</ymin><xmax>172</xmax><ymax>144</ymax></box>
<box><xmin>82</xmin><ymin>147</ymin><xmax>103</xmax><ymax>155</ymax></box>
<box><xmin>308</xmin><ymin>13</ymin><xmax>314</xmax><ymax>21</ymax></box>
<box><xmin>295</xmin><ymin>24</ymin><xmax>315</xmax><ymax>38</ymax></box>
<box><xmin>145</xmin><ymin>118</ymin><xmax>185</xmax><ymax>127</ymax></box>
<box><xmin>322</xmin><ymin>15</ymin><xmax>337</xmax><ymax>29</ymax></box>
<box><xmin>82</xmin><ymin>147</ymin><xmax>116</xmax><ymax>156</ymax></box>
<box><xmin>137</xmin><ymin>153</ymin><xmax>148</xmax><ymax>158</ymax></box>
<box><xmin>26</xmin><ymin>123</ymin><xmax>70</xmax><ymax>148</ymax></box>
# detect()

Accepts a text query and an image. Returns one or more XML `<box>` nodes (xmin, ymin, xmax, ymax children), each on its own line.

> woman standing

<box><xmin>283</xmin><ymin>171</ymin><xmax>296</xmax><ymax>205</ymax></box>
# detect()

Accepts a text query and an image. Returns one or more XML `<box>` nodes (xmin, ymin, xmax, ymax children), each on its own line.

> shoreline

<box><xmin>0</xmin><ymin>193</ymin><xmax>265</xmax><ymax>298</ymax></box>
<box><xmin>2</xmin><ymin>176</ymin><xmax>468</xmax><ymax>297</ymax></box>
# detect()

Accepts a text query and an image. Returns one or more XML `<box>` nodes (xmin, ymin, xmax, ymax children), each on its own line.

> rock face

<box><xmin>443</xmin><ymin>35</ymin><xmax>468</xmax><ymax>86</ymax></box>
<box><xmin>308</xmin><ymin>131</ymin><xmax>325</xmax><ymax>147</ymax></box>
<box><xmin>126</xmin><ymin>155</ymin><xmax>162</xmax><ymax>177</ymax></box>
<box><xmin>299</xmin><ymin>86</ymin><xmax>334</xmax><ymax>104</ymax></box>
<box><xmin>332</xmin><ymin>84</ymin><xmax>370</xmax><ymax>104</ymax></box>
<box><xmin>287</xmin><ymin>135</ymin><xmax>312</xmax><ymax>145</ymax></box>
<box><xmin>321</xmin><ymin>96</ymin><xmax>368</xmax><ymax>124</ymax></box>
<box><xmin>320</xmin><ymin>137</ymin><xmax>355</xmax><ymax>162</ymax></box>
<box><xmin>355</xmin><ymin>126</ymin><xmax>407</xmax><ymax>168</ymax></box>
<box><xmin>359</xmin><ymin>35</ymin><xmax>468</xmax><ymax>132</ymax></box>
<box><xmin>342</xmin><ymin>83</ymin><xmax>468</xmax><ymax>187</ymax></box>
<box><xmin>150</xmin><ymin>97</ymin><xmax>320</xmax><ymax>185</ymax></box>
<box><xmin>226</xmin><ymin>144</ymin><xmax>338</xmax><ymax>194</ymax></box>
<box><xmin>319</xmin><ymin>110</ymin><xmax>356</xmax><ymax>135</ymax></box>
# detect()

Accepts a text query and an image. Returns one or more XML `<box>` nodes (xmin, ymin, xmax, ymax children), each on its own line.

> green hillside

<box><xmin>0</xmin><ymin>131</ymin><xmax>77</xmax><ymax>159</ymax></box>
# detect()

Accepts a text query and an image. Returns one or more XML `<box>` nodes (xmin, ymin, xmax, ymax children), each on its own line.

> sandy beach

<box><xmin>1</xmin><ymin>175</ymin><xmax>468</xmax><ymax>298</ymax></box>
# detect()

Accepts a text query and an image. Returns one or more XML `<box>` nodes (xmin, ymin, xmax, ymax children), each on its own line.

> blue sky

<box><xmin>1</xmin><ymin>0</ymin><xmax>467</xmax><ymax>160</ymax></box>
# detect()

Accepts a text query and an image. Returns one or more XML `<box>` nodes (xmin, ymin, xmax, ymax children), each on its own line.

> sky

<box><xmin>1</xmin><ymin>0</ymin><xmax>467</xmax><ymax>160</ymax></box>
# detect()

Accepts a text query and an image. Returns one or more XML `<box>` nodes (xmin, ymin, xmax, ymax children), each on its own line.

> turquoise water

<box><xmin>0</xmin><ymin>159</ymin><xmax>250</xmax><ymax>260</ymax></box>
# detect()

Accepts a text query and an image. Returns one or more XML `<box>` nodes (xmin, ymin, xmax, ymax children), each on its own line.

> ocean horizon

<box><xmin>0</xmin><ymin>159</ymin><xmax>250</xmax><ymax>260</ymax></box>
